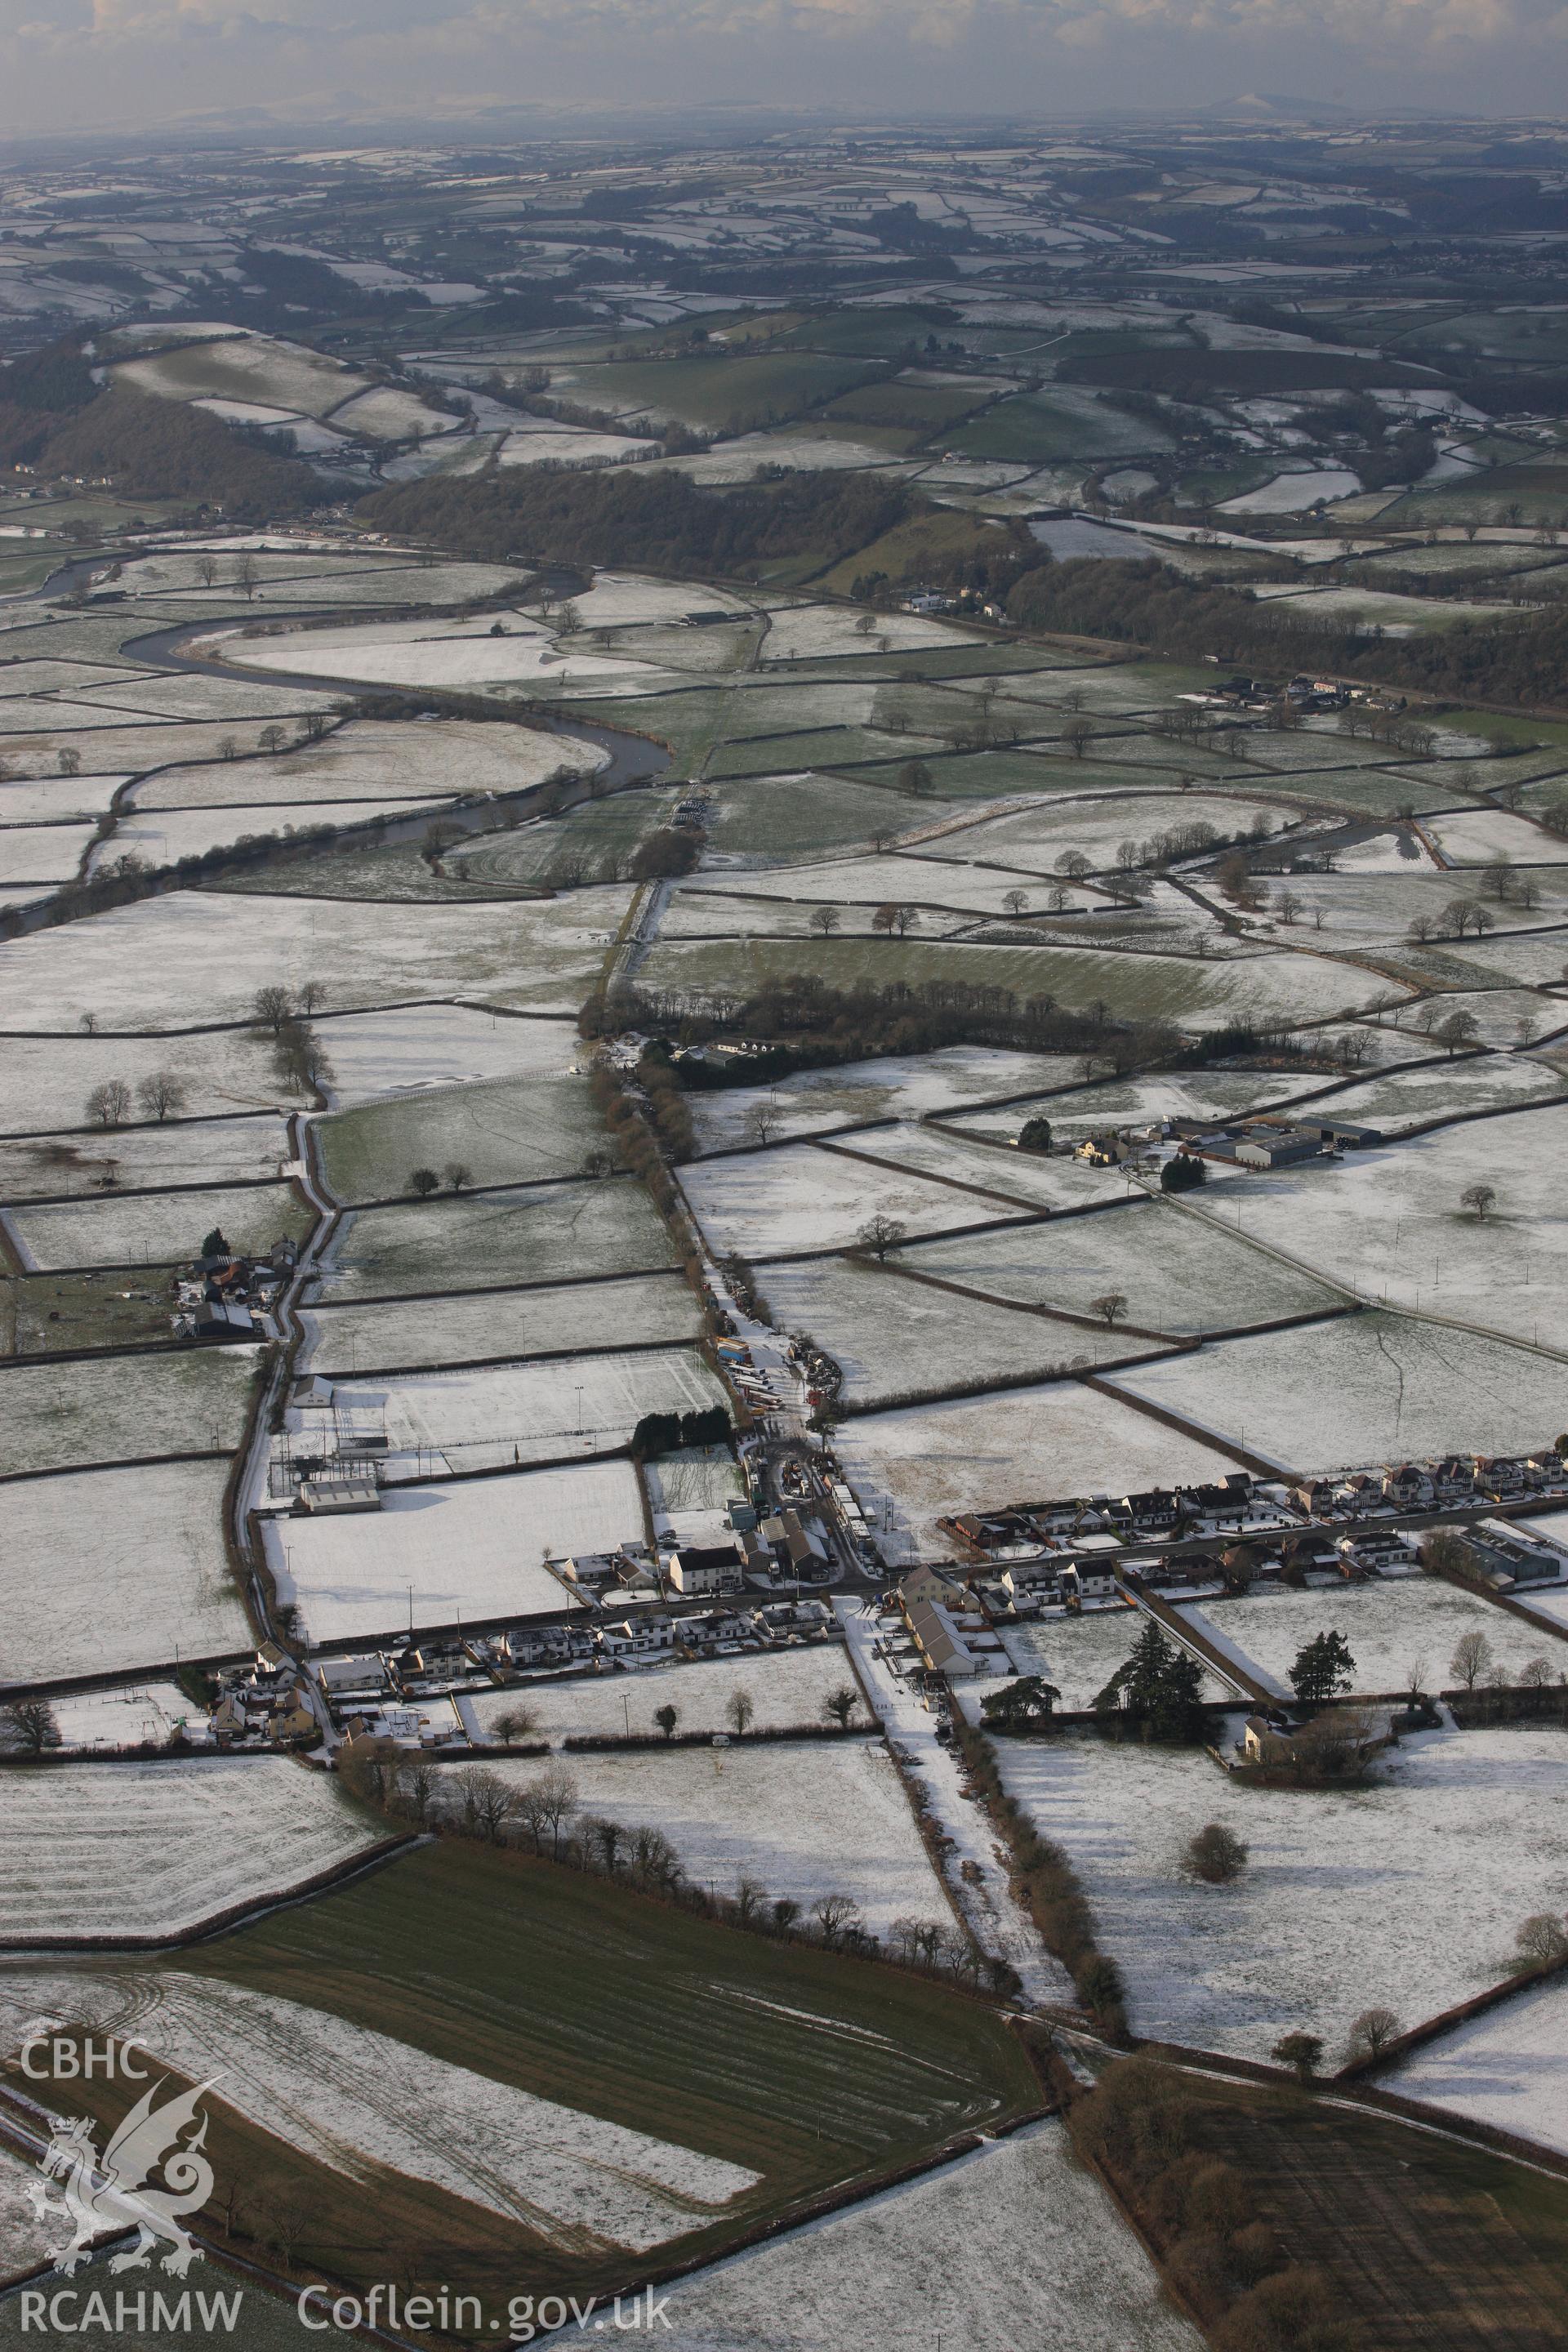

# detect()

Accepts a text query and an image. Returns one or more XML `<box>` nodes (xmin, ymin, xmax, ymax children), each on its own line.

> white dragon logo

<box><xmin>26</xmin><ymin>2076</ymin><xmax>218</xmax><ymax>2277</ymax></box>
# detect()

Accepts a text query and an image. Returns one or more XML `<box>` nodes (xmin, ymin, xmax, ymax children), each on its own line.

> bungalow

<box><xmin>316</xmin><ymin>1654</ymin><xmax>388</xmax><ymax>1701</ymax></box>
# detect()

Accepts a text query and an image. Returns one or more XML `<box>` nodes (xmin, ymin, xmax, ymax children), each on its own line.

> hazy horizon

<box><xmin>2</xmin><ymin>0</ymin><xmax>1568</xmax><ymax>146</ymax></box>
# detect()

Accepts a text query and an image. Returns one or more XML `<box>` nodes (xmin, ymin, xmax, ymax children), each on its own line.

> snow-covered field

<box><xmin>1181</xmin><ymin>1578</ymin><xmax>1552</xmax><ymax>1698</ymax></box>
<box><xmin>955</xmin><ymin>1067</ymin><xmax>1316</xmax><ymax>1144</ymax></box>
<box><xmin>1192</xmin><ymin>1106</ymin><xmax>1568</xmax><ymax>1348</ymax></box>
<box><xmin>298</xmin><ymin>1348</ymin><xmax>725</xmax><ymax>1477</ymax></box>
<box><xmin>296</xmin><ymin>1271</ymin><xmax>702</xmax><ymax>1374</ymax></box>
<box><xmin>0</xmin><ymin>1459</ymin><xmax>249</xmax><ymax>1684</ymax></box>
<box><xmin>1107</xmin><ymin>1311</ymin><xmax>1568</xmax><ymax>1474</ymax></box>
<box><xmin>492</xmin><ymin>1739</ymin><xmax>943</xmax><ymax>1940</ymax></box>
<box><xmin>312</xmin><ymin>1176</ymin><xmax>676</xmax><ymax>1300</ymax></box>
<box><xmin>0</xmin><ymin>886</ymin><xmax>631</xmax><ymax>1031</ymax></box>
<box><xmin>570</xmin><ymin>572</ymin><xmax>753</xmax><ymax>629</ymax></box>
<box><xmin>702</xmin><ymin>852</ymin><xmax>1060</xmax><ymax>917</ymax></box>
<box><xmin>1424</xmin><ymin>805</ymin><xmax>1568</xmax><ymax>867</ymax></box>
<box><xmin>47</xmin><ymin>1679</ymin><xmax>202</xmax><ymax>1751</ymax></box>
<box><xmin>0</xmin><ymin>1757</ymin><xmax>381</xmax><ymax>1940</ymax></box>
<box><xmin>682</xmin><ymin>1142</ymin><xmax>1031</xmax><ymax>1261</ymax></box>
<box><xmin>466</xmin><ymin>1644</ymin><xmax>855</xmax><ymax>1745</ymax></box>
<box><xmin>998</xmin><ymin>1723</ymin><xmax>1568</xmax><ymax>2062</ymax></box>
<box><xmin>835</xmin><ymin>1381</ymin><xmax>1249</xmax><ymax>1563</ymax></box>
<box><xmin>0</xmin><ymin>1345</ymin><xmax>257</xmax><ymax>1477</ymax></box>
<box><xmin>216</xmin><ymin>612</ymin><xmax>653</xmax><ymax>693</ymax></box>
<box><xmin>756</xmin><ymin>1254</ymin><xmax>1149</xmax><ymax>1405</ymax></box>
<box><xmin>111</xmin><ymin>332</ymin><xmax>372</xmax><ymax>419</ymax></box>
<box><xmin>315</xmin><ymin>1005</ymin><xmax>578</xmax><ymax>1109</ymax></box>
<box><xmin>1388</xmin><ymin>1976</ymin><xmax>1568</xmax><ymax>2160</ymax></box>
<box><xmin>0</xmin><ymin>1029</ymin><xmax>296</xmax><ymax>1138</ymax></box>
<box><xmin>760</xmin><ymin>603</ymin><xmax>977</xmax><ymax>662</ymax></box>
<box><xmin>93</xmin><ymin>795</ymin><xmax>444</xmax><ymax>874</ymax></box>
<box><xmin>319</xmin><ymin>1068</ymin><xmax>604</xmax><ymax>1200</ymax></box>
<box><xmin>129</xmin><ymin>718</ymin><xmax>599</xmax><ymax>809</ymax></box>
<box><xmin>0</xmin><ymin>822</ymin><xmax>94</xmax><ymax>884</ymax></box>
<box><xmin>686</xmin><ymin>1045</ymin><xmax>1084</xmax><ymax>1154</ymax></box>
<box><xmin>262</xmin><ymin>1461</ymin><xmax>635</xmax><ymax>1643</ymax></box>
<box><xmin>950</xmin><ymin>789</ymin><xmax>1290</xmax><ymax>871</ymax></box>
<box><xmin>1281</xmin><ymin>1054</ymin><xmax>1566</xmax><ymax>1134</ymax></box>
<box><xmin>8</xmin><ymin>1178</ymin><xmax>308</xmax><ymax>1269</ymax></box>
<box><xmin>0</xmin><ymin>1972</ymin><xmax>758</xmax><ymax>2250</ymax></box>
<box><xmin>911</xmin><ymin>1203</ymin><xmax>1343</xmax><ymax>1334</ymax></box>
<box><xmin>0</xmin><ymin>1111</ymin><xmax>292</xmax><ymax>1200</ymax></box>
<box><xmin>853</xmin><ymin>1124</ymin><xmax>1129</xmax><ymax>1214</ymax></box>
<box><xmin>652</xmin><ymin>2118</ymin><xmax>1203</xmax><ymax>2352</ymax></box>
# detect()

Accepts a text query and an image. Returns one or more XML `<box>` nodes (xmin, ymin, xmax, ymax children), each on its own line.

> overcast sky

<box><xmin>0</xmin><ymin>0</ymin><xmax>1561</xmax><ymax>142</ymax></box>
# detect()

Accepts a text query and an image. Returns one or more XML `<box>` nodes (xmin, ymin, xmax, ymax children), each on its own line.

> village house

<box><xmin>599</xmin><ymin>1616</ymin><xmax>677</xmax><ymax>1661</ymax></box>
<box><xmin>666</xmin><ymin>1540</ymin><xmax>746</xmax><ymax>1597</ymax></box>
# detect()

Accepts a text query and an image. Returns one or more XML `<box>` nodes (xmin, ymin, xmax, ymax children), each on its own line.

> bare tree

<box><xmin>491</xmin><ymin>1703</ymin><xmax>538</xmax><ymax>1744</ymax></box>
<box><xmin>1055</xmin><ymin>849</ymin><xmax>1092</xmax><ymax>880</ymax></box>
<box><xmin>1089</xmin><ymin>1291</ymin><xmax>1129</xmax><ymax>1329</ymax></box>
<box><xmin>726</xmin><ymin>1687</ymin><xmax>755</xmax><ymax>1739</ymax></box>
<box><xmin>296</xmin><ymin>979</ymin><xmax>325</xmax><ymax>1017</ymax></box>
<box><xmin>450</xmin><ymin>1766</ymin><xmax>522</xmax><ymax>1845</ymax></box>
<box><xmin>85</xmin><ymin>1078</ymin><xmax>132</xmax><ymax>1129</ymax></box>
<box><xmin>136</xmin><ymin>1071</ymin><xmax>187</xmax><ymax>1123</ymax></box>
<box><xmin>57</xmin><ymin>746</ymin><xmax>81</xmax><ymax>777</ymax></box>
<box><xmin>1516</xmin><ymin>1913</ymin><xmax>1568</xmax><ymax>1967</ymax></box>
<box><xmin>258</xmin><ymin>724</ymin><xmax>287</xmax><ymax>751</ymax></box>
<box><xmin>822</xmin><ymin>1684</ymin><xmax>862</xmax><ymax>1730</ymax></box>
<box><xmin>808</xmin><ymin>905</ymin><xmax>840</xmax><ymax>938</ymax></box>
<box><xmin>1063</xmin><ymin>716</ymin><xmax>1094</xmax><ymax>758</ymax></box>
<box><xmin>513</xmin><ymin>1765</ymin><xmax>579</xmax><ymax>1857</ymax></box>
<box><xmin>1002</xmin><ymin>888</ymin><xmax>1030</xmax><ymax>917</ymax></box>
<box><xmin>444</xmin><ymin>1161</ymin><xmax>474</xmax><ymax>1193</ymax></box>
<box><xmin>733</xmin><ymin>1873</ymin><xmax>768</xmax><ymax>1924</ymax></box>
<box><xmin>197</xmin><ymin>555</ymin><xmax>218</xmax><ymax>588</ymax></box>
<box><xmin>745</xmin><ymin>1102</ymin><xmax>782</xmax><ymax>1149</ymax></box>
<box><xmin>1460</xmin><ymin>1182</ymin><xmax>1497</xmax><ymax>1222</ymax></box>
<box><xmin>237</xmin><ymin>552</ymin><xmax>261</xmax><ymax>602</ymax></box>
<box><xmin>855</xmin><ymin>1213</ymin><xmax>906</xmax><ymax>1262</ymax></box>
<box><xmin>1345</xmin><ymin>2007</ymin><xmax>1401</xmax><ymax>2064</ymax></box>
<box><xmin>1450</xmin><ymin>1630</ymin><xmax>1494</xmax><ymax>1690</ymax></box>
<box><xmin>0</xmin><ymin>1699</ymin><xmax>60</xmax><ymax>1753</ymax></box>
<box><xmin>813</xmin><ymin>1892</ymin><xmax>862</xmax><ymax>1949</ymax></box>
<box><xmin>253</xmin><ymin>984</ymin><xmax>292</xmax><ymax>1035</ymax></box>
<box><xmin>585</xmin><ymin>1816</ymin><xmax>625</xmax><ymax>1874</ymax></box>
<box><xmin>217</xmin><ymin>735</ymin><xmax>239</xmax><ymax>763</ymax></box>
